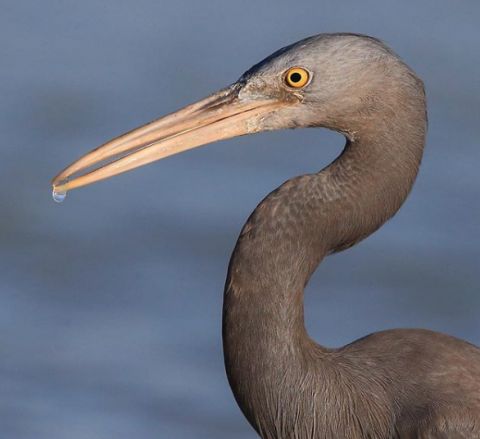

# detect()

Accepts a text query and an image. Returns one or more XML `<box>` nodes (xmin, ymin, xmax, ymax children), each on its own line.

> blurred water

<box><xmin>1</xmin><ymin>1</ymin><xmax>479</xmax><ymax>438</ymax></box>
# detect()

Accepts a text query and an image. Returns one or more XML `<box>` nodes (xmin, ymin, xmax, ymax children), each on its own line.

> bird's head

<box><xmin>52</xmin><ymin>33</ymin><xmax>418</xmax><ymax>197</ymax></box>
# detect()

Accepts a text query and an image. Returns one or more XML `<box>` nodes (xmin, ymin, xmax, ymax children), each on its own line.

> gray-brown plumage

<box><xmin>222</xmin><ymin>34</ymin><xmax>480</xmax><ymax>438</ymax></box>
<box><xmin>53</xmin><ymin>33</ymin><xmax>480</xmax><ymax>438</ymax></box>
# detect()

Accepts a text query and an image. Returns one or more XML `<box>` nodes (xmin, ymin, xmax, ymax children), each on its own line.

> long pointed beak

<box><xmin>51</xmin><ymin>84</ymin><xmax>287</xmax><ymax>195</ymax></box>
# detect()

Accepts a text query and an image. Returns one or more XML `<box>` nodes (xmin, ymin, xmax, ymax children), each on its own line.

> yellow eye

<box><xmin>284</xmin><ymin>67</ymin><xmax>310</xmax><ymax>88</ymax></box>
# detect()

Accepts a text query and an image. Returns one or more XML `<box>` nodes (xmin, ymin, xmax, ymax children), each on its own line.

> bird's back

<box><xmin>337</xmin><ymin>328</ymin><xmax>480</xmax><ymax>438</ymax></box>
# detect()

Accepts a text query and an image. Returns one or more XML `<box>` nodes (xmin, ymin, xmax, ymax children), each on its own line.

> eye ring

<box><xmin>284</xmin><ymin>67</ymin><xmax>310</xmax><ymax>88</ymax></box>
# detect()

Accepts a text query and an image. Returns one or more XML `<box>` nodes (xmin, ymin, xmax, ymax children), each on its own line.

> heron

<box><xmin>52</xmin><ymin>33</ymin><xmax>480</xmax><ymax>438</ymax></box>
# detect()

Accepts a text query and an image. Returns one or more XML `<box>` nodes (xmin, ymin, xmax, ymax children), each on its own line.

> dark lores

<box><xmin>53</xmin><ymin>33</ymin><xmax>480</xmax><ymax>438</ymax></box>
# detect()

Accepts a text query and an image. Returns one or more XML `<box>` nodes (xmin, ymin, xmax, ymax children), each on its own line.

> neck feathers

<box><xmin>223</xmin><ymin>74</ymin><xmax>426</xmax><ymax>436</ymax></box>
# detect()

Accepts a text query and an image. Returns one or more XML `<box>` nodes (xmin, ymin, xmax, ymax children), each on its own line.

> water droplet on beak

<box><xmin>52</xmin><ymin>188</ymin><xmax>67</xmax><ymax>203</ymax></box>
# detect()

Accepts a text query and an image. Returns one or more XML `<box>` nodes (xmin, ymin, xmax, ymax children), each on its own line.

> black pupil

<box><xmin>290</xmin><ymin>72</ymin><xmax>302</xmax><ymax>83</ymax></box>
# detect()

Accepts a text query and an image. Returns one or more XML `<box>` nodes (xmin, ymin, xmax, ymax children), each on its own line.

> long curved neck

<box><xmin>222</xmin><ymin>85</ymin><xmax>426</xmax><ymax>435</ymax></box>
